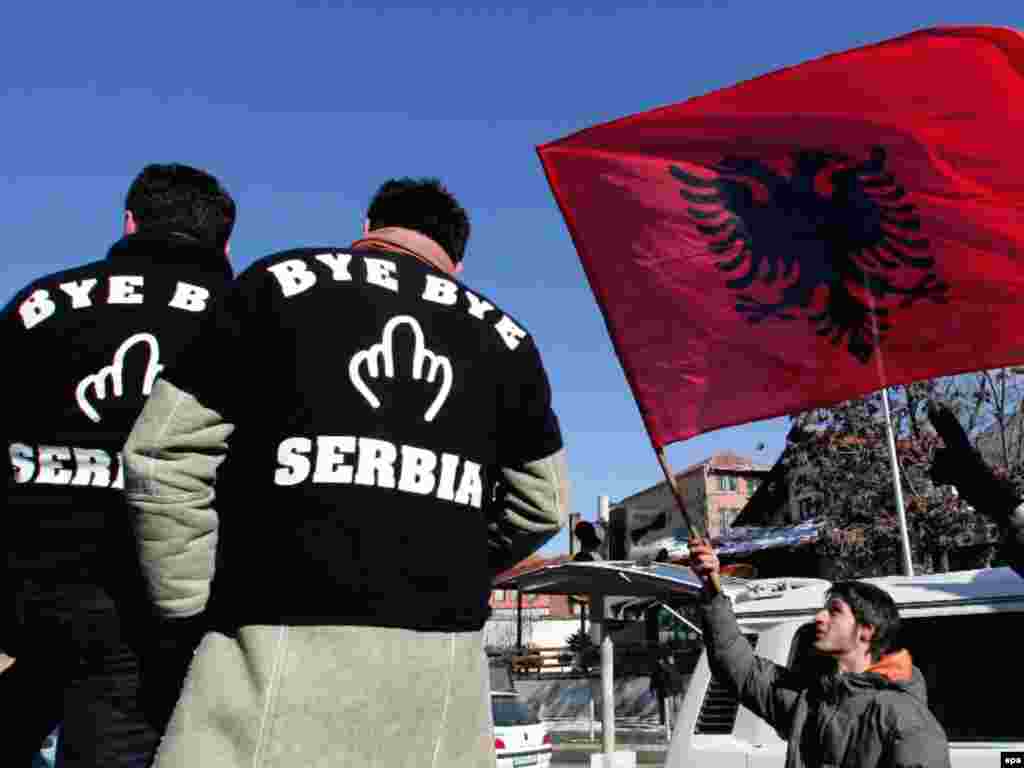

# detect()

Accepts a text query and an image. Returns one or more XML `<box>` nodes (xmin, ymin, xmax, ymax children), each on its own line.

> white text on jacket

<box><xmin>19</xmin><ymin>277</ymin><xmax>212</xmax><ymax>330</ymax></box>
<box><xmin>266</xmin><ymin>254</ymin><xmax>527</xmax><ymax>351</ymax></box>
<box><xmin>9</xmin><ymin>443</ymin><xmax>124</xmax><ymax>488</ymax></box>
<box><xmin>275</xmin><ymin>436</ymin><xmax>483</xmax><ymax>508</ymax></box>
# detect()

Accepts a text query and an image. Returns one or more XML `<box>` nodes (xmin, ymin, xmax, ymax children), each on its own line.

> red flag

<box><xmin>539</xmin><ymin>26</ymin><xmax>1024</xmax><ymax>449</ymax></box>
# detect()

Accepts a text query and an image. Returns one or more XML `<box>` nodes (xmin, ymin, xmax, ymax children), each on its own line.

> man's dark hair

<box><xmin>125</xmin><ymin>164</ymin><xmax>236</xmax><ymax>250</ymax></box>
<box><xmin>575</xmin><ymin>521</ymin><xmax>602</xmax><ymax>550</ymax></box>
<box><xmin>367</xmin><ymin>178</ymin><xmax>470</xmax><ymax>263</ymax></box>
<box><xmin>826</xmin><ymin>580</ymin><xmax>902</xmax><ymax>661</ymax></box>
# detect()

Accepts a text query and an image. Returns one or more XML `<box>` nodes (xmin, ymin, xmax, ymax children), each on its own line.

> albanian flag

<box><xmin>539</xmin><ymin>26</ymin><xmax>1024</xmax><ymax>449</ymax></box>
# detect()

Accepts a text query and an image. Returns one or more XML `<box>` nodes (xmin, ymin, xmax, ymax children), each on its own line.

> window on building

<box><xmin>717</xmin><ymin>475</ymin><xmax>738</xmax><ymax>492</ymax></box>
<box><xmin>798</xmin><ymin>498</ymin><xmax>820</xmax><ymax>520</ymax></box>
<box><xmin>798</xmin><ymin>498</ymin><xmax>808</xmax><ymax>519</ymax></box>
<box><xmin>747</xmin><ymin>477</ymin><xmax>760</xmax><ymax>494</ymax></box>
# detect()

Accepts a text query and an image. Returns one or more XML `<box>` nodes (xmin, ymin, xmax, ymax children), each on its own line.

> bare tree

<box><xmin>787</xmin><ymin>369</ymin><xmax>1024</xmax><ymax>578</ymax></box>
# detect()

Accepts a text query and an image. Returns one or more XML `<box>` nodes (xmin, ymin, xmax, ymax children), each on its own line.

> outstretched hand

<box><xmin>926</xmin><ymin>398</ymin><xmax>1022</xmax><ymax>522</ymax></box>
<box><xmin>927</xmin><ymin>402</ymin><xmax>972</xmax><ymax>453</ymax></box>
<box><xmin>926</xmin><ymin>402</ymin><xmax>975</xmax><ymax>487</ymax></box>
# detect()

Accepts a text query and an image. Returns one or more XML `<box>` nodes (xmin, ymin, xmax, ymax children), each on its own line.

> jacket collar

<box><xmin>864</xmin><ymin>649</ymin><xmax>913</xmax><ymax>682</ymax></box>
<box><xmin>106</xmin><ymin>230</ymin><xmax>233</xmax><ymax>281</ymax></box>
<box><xmin>349</xmin><ymin>227</ymin><xmax>456</xmax><ymax>276</ymax></box>
<box><xmin>817</xmin><ymin>649</ymin><xmax>918</xmax><ymax>702</ymax></box>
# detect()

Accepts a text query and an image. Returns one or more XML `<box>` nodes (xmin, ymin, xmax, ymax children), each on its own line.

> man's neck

<box><xmin>350</xmin><ymin>226</ymin><xmax>456</xmax><ymax>276</ymax></box>
<box><xmin>835</xmin><ymin>651</ymin><xmax>872</xmax><ymax>674</ymax></box>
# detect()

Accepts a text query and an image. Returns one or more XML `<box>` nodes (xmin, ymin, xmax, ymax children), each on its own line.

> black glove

<box><xmin>926</xmin><ymin>402</ymin><xmax>1020</xmax><ymax>520</ymax></box>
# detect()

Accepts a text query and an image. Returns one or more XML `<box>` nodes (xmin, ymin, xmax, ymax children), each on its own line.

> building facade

<box><xmin>608</xmin><ymin>451</ymin><xmax>773</xmax><ymax>559</ymax></box>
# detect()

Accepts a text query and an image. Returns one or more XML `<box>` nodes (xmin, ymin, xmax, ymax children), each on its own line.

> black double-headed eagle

<box><xmin>670</xmin><ymin>147</ymin><xmax>948</xmax><ymax>363</ymax></box>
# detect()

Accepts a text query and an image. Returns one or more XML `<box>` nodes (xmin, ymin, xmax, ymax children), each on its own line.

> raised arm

<box><xmin>927</xmin><ymin>401</ymin><xmax>1024</xmax><ymax>577</ymax></box>
<box><xmin>690</xmin><ymin>539</ymin><xmax>803</xmax><ymax>737</ymax></box>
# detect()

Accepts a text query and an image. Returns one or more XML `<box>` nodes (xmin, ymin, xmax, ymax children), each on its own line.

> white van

<box><xmin>665</xmin><ymin>567</ymin><xmax>1024</xmax><ymax>768</ymax></box>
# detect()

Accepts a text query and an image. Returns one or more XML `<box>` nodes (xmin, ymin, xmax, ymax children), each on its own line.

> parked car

<box><xmin>492</xmin><ymin>691</ymin><xmax>552</xmax><ymax>768</ymax></box>
<box><xmin>666</xmin><ymin>567</ymin><xmax>1024</xmax><ymax>768</ymax></box>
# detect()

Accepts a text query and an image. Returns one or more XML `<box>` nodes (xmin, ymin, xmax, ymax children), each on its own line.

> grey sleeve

<box><xmin>700</xmin><ymin>592</ymin><xmax>802</xmax><ymax>737</ymax></box>
<box><xmin>488</xmin><ymin>448</ymin><xmax>570</xmax><ymax>577</ymax></box>
<box><xmin>889</xmin><ymin>722</ymin><xmax>951</xmax><ymax>768</ymax></box>
<box><xmin>123</xmin><ymin>378</ymin><xmax>234</xmax><ymax>619</ymax></box>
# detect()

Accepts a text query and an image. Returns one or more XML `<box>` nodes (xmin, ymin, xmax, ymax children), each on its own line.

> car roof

<box><xmin>495</xmin><ymin>560</ymin><xmax>1024</xmax><ymax>617</ymax></box>
<box><xmin>730</xmin><ymin>567</ymin><xmax>1024</xmax><ymax>617</ymax></box>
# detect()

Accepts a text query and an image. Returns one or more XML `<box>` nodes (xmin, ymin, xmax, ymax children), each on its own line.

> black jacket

<box><xmin>1</xmin><ymin>233</ymin><xmax>233</xmax><ymax>767</ymax></box>
<box><xmin>143</xmin><ymin>246</ymin><xmax>565</xmax><ymax>633</ymax></box>
<box><xmin>3</xmin><ymin>231</ymin><xmax>233</xmax><ymax>597</ymax></box>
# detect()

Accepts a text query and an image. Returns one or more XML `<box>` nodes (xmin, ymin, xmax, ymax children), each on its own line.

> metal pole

<box><xmin>591</xmin><ymin>593</ymin><xmax>614</xmax><ymax>758</ymax></box>
<box><xmin>516</xmin><ymin>590</ymin><xmax>523</xmax><ymax>652</ymax></box>
<box><xmin>598</xmin><ymin>495</ymin><xmax>610</xmax><ymax>560</ymax></box>
<box><xmin>602</xmin><ymin>626</ymin><xmax>615</xmax><ymax>758</ymax></box>
<box><xmin>881</xmin><ymin>388</ymin><xmax>914</xmax><ymax>576</ymax></box>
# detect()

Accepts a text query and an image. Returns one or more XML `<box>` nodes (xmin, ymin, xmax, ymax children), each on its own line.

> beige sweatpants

<box><xmin>153</xmin><ymin>625</ymin><xmax>495</xmax><ymax>768</ymax></box>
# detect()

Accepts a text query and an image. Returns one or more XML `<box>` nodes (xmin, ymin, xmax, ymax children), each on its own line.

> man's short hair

<box><xmin>574</xmin><ymin>521</ymin><xmax>602</xmax><ymax>549</ymax></box>
<box><xmin>367</xmin><ymin>178</ymin><xmax>470</xmax><ymax>264</ymax></box>
<box><xmin>826</xmin><ymin>580</ymin><xmax>902</xmax><ymax>661</ymax></box>
<box><xmin>125</xmin><ymin>164</ymin><xmax>236</xmax><ymax>251</ymax></box>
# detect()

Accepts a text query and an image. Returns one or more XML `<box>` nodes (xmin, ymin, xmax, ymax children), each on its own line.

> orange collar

<box><xmin>350</xmin><ymin>227</ymin><xmax>456</xmax><ymax>276</ymax></box>
<box><xmin>865</xmin><ymin>649</ymin><xmax>912</xmax><ymax>682</ymax></box>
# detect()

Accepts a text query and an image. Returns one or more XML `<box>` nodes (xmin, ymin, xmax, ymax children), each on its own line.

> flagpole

<box><xmin>656</xmin><ymin>447</ymin><xmax>722</xmax><ymax>594</ymax></box>
<box><xmin>880</xmin><ymin>388</ymin><xmax>914</xmax><ymax>576</ymax></box>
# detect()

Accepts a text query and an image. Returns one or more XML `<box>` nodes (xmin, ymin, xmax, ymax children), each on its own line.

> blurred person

<box><xmin>927</xmin><ymin>401</ymin><xmax>1024</xmax><ymax>576</ymax></box>
<box><xmin>572</xmin><ymin>520</ymin><xmax>603</xmax><ymax>562</ymax></box>
<box><xmin>123</xmin><ymin>177</ymin><xmax>569</xmax><ymax>767</ymax></box>
<box><xmin>1</xmin><ymin>164</ymin><xmax>236</xmax><ymax>767</ymax></box>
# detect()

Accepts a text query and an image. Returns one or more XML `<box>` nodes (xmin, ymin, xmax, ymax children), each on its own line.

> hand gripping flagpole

<box><xmin>656</xmin><ymin>447</ymin><xmax>723</xmax><ymax>594</ymax></box>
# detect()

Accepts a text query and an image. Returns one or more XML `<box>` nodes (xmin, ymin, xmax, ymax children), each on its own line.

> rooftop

<box><xmin>732</xmin><ymin>566</ymin><xmax>1024</xmax><ymax>618</ymax></box>
<box><xmin>616</xmin><ymin>451</ymin><xmax>772</xmax><ymax>507</ymax></box>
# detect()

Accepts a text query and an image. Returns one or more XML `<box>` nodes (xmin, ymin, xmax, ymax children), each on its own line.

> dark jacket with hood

<box><xmin>700</xmin><ymin>592</ymin><xmax>950</xmax><ymax>768</ymax></box>
<box><xmin>1</xmin><ymin>230</ymin><xmax>232</xmax><ymax>767</ymax></box>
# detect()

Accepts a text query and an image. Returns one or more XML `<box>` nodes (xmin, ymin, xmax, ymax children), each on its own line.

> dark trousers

<box><xmin>0</xmin><ymin>584</ymin><xmax>163</xmax><ymax>768</ymax></box>
<box><xmin>0</xmin><ymin>649</ymin><xmax>67</xmax><ymax>763</ymax></box>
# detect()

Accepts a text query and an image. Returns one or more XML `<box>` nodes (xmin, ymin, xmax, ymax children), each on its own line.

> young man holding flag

<box><xmin>689</xmin><ymin>540</ymin><xmax>949</xmax><ymax>768</ymax></box>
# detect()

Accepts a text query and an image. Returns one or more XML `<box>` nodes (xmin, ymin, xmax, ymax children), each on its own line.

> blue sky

<box><xmin>3</xmin><ymin>1</ymin><xmax>1022</xmax><ymax>555</ymax></box>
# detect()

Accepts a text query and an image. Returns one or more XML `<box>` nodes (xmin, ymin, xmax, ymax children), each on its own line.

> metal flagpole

<box><xmin>867</xmin><ymin>291</ymin><xmax>914</xmax><ymax>577</ymax></box>
<box><xmin>880</xmin><ymin>388</ymin><xmax>914</xmax><ymax>576</ymax></box>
